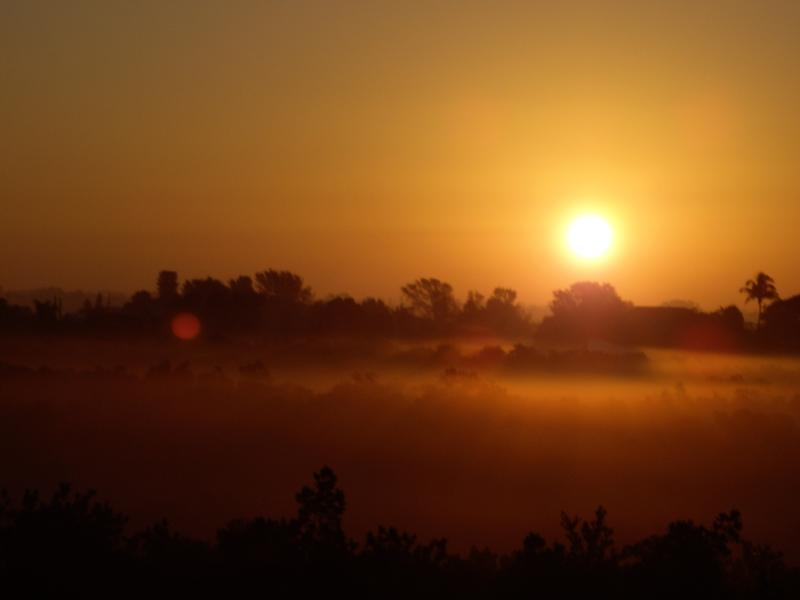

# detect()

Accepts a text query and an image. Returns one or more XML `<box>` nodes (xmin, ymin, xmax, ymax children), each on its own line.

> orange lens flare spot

<box><xmin>171</xmin><ymin>312</ymin><xmax>201</xmax><ymax>340</ymax></box>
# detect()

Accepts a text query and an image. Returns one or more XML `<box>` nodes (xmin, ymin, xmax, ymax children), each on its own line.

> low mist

<box><xmin>1</xmin><ymin>339</ymin><xmax>798</xmax><ymax>561</ymax></box>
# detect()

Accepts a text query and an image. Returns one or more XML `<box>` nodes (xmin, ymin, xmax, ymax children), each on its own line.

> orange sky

<box><xmin>2</xmin><ymin>1</ymin><xmax>800</xmax><ymax>309</ymax></box>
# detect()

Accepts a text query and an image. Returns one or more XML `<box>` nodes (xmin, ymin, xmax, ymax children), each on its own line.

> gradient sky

<box><xmin>2</xmin><ymin>1</ymin><xmax>800</xmax><ymax>309</ymax></box>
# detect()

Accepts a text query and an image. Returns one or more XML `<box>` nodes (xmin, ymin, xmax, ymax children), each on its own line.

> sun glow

<box><xmin>567</xmin><ymin>214</ymin><xmax>613</xmax><ymax>259</ymax></box>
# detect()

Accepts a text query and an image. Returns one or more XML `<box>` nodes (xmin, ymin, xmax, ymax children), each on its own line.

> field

<box><xmin>1</xmin><ymin>336</ymin><xmax>798</xmax><ymax>561</ymax></box>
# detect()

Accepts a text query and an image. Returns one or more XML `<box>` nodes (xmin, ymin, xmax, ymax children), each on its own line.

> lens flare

<box><xmin>171</xmin><ymin>312</ymin><xmax>201</xmax><ymax>340</ymax></box>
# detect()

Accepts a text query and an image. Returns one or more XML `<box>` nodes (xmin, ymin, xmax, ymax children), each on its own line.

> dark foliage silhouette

<box><xmin>0</xmin><ymin>269</ymin><xmax>797</xmax><ymax>352</ymax></box>
<box><xmin>157</xmin><ymin>270</ymin><xmax>179</xmax><ymax>304</ymax></box>
<box><xmin>740</xmin><ymin>272</ymin><xmax>779</xmax><ymax>328</ymax></box>
<box><xmin>0</xmin><ymin>484</ymin><xmax>128</xmax><ymax>594</ymax></box>
<box><xmin>2</xmin><ymin>469</ymin><xmax>798</xmax><ymax>597</ymax></box>
<box><xmin>401</xmin><ymin>277</ymin><xmax>459</xmax><ymax>323</ymax></box>
<box><xmin>762</xmin><ymin>294</ymin><xmax>800</xmax><ymax>349</ymax></box>
<box><xmin>255</xmin><ymin>269</ymin><xmax>313</xmax><ymax>304</ymax></box>
<box><xmin>538</xmin><ymin>280</ymin><xmax>751</xmax><ymax>351</ymax></box>
<box><xmin>539</xmin><ymin>281</ymin><xmax>632</xmax><ymax>341</ymax></box>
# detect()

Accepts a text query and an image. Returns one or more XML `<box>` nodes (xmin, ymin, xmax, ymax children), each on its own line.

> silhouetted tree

<box><xmin>157</xmin><ymin>270</ymin><xmax>179</xmax><ymax>302</ymax></box>
<box><xmin>561</xmin><ymin>506</ymin><xmax>615</xmax><ymax>568</ymax></box>
<box><xmin>0</xmin><ymin>484</ymin><xmax>128</xmax><ymax>593</ymax></box>
<box><xmin>485</xmin><ymin>287</ymin><xmax>526</xmax><ymax>334</ymax></box>
<box><xmin>714</xmin><ymin>305</ymin><xmax>745</xmax><ymax>332</ymax></box>
<box><xmin>295</xmin><ymin>466</ymin><xmax>350</xmax><ymax>553</ymax></box>
<box><xmin>131</xmin><ymin>519</ymin><xmax>212</xmax><ymax>591</ymax></box>
<box><xmin>539</xmin><ymin>282</ymin><xmax>631</xmax><ymax>341</ymax></box>
<box><xmin>216</xmin><ymin>515</ymin><xmax>302</xmax><ymax>591</ymax></box>
<box><xmin>740</xmin><ymin>272</ymin><xmax>778</xmax><ymax>328</ymax></box>
<box><xmin>33</xmin><ymin>298</ymin><xmax>62</xmax><ymax>326</ymax></box>
<box><xmin>401</xmin><ymin>278</ymin><xmax>459</xmax><ymax>323</ymax></box>
<box><xmin>488</xmin><ymin>287</ymin><xmax>516</xmax><ymax>308</ymax></box>
<box><xmin>1</xmin><ymin>473</ymin><xmax>798</xmax><ymax>596</ymax></box>
<box><xmin>623</xmin><ymin>511</ymin><xmax>743</xmax><ymax>599</ymax></box>
<box><xmin>226</xmin><ymin>276</ymin><xmax>261</xmax><ymax>329</ymax></box>
<box><xmin>361</xmin><ymin>526</ymin><xmax>452</xmax><ymax>595</ymax></box>
<box><xmin>314</xmin><ymin>295</ymin><xmax>361</xmax><ymax>332</ymax></box>
<box><xmin>8</xmin><ymin>266</ymin><xmax>800</xmax><ymax>351</ymax></box>
<box><xmin>761</xmin><ymin>294</ymin><xmax>800</xmax><ymax>349</ymax></box>
<box><xmin>255</xmin><ymin>270</ymin><xmax>312</xmax><ymax>304</ymax></box>
<box><xmin>359</xmin><ymin>297</ymin><xmax>395</xmax><ymax>335</ymax></box>
<box><xmin>181</xmin><ymin>278</ymin><xmax>230</xmax><ymax>309</ymax></box>
<box><xmin>550</xmin><ymin>282</ymin><xmax>627</xmax><ymax>318</ymax></box>
<box><xmin>228</xmin><ymin>275</ymin><xmax>255</xmax><ymax>296</ymax></box>
<box><xmin>0</xmin><ymin>298</ymin><xmax>33</xmax><ymax>330</ymax></box>
<box><xmin>124</xmin><ymin>290</ymin><xmax>154</xmax><ymax>314</ymax></box>
<box><xmin>462</xmin><ymin>291</ymin><xmax>485</xmax><ymax>318</ymax></box>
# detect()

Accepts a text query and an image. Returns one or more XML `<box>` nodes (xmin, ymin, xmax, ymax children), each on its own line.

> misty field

<box><xmin>1</xmin><ymin>338</ymin><xmax>799</xmax><ymax>562</ymax></box>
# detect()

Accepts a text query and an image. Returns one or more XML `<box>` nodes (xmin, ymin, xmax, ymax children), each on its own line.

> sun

<box><xmin>567</xmin><ymin>214</ymin><xmax>613</xmax><ymax>259</ymax></box>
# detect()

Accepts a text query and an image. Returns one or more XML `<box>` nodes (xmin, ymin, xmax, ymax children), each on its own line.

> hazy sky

<box><xmin>2</xmin><ymin>1</ymin><xmax>800</xmax><ymax>308</ymax></box>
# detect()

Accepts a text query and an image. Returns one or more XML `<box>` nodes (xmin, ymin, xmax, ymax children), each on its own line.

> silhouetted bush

<box><xmin>2</xmin><ymin>469</ymin><xmax>798</xmax><ymax>598</ymax></box>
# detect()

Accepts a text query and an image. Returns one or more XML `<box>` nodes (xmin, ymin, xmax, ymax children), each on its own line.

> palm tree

<box><xmin>740</xmin><ymin>272</ymin><xmax>778</xmax><ymax>328</ymax></box>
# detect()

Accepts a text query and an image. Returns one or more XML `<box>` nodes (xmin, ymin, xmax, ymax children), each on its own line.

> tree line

<box><xmin>2</xmin><ymin>269</ymin><xmax>799</xmax><ymax>350</ymax></box>
<box><xmin>1</xmin><ymin>466</ymin><xmax>797</xmax><ymax>597</ymax></box>
<box><xmin>0</xmin><ymin>270</ymin><xmax>532</xmax><ymax>340</ymax></box>
<box><xmin>538</xmin><ymin>272</ymin><xmax>798</xmax><ymax>351</ymax></box>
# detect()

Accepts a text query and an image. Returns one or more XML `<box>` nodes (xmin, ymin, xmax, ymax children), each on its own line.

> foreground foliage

<box><xmin>1</xmin><ymin>467</ymin><xmax>798</xmax><ymax>597</ymax></box>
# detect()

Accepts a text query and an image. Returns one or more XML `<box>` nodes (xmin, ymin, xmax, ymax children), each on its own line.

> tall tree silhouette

<box><xmin>401</xmin><ymin>278</ymin><xmax>458</xmax><ymax>323</ymax></box>
<box><xmin>255</xmin><ymin>270</ymin><xmax>312</xmax><ymax>304</ymax></box>
<box><xmin>462</xmin><ymin>291</ymin><xmax>485</xmax><ymax>317</ymax></box>
<box><xmin>295</xmin><ymin>466</ymin><xmax>349</xmax><ymax>551</ymax></box>
<box><xmin>157</xmin><ymin>271</ymin><xmax>179</xmax><ymax>303</ymax></box>
<box><xmin>740</xmin><ymin>272</ymin><xmax>778</xmax><ymax>328</ymax></box>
